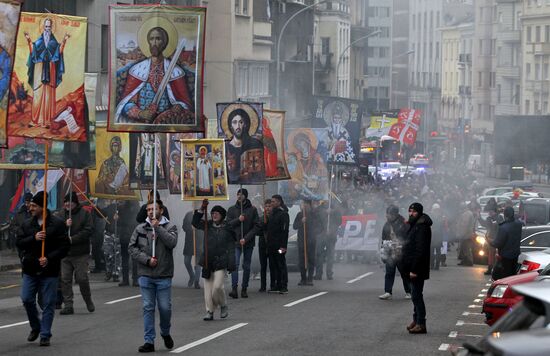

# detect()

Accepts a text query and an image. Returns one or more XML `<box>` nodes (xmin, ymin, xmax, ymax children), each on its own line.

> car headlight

<box><xmin>490</xmin><ymin>285</ymin><xmax>508</xmax><ymax>298</ymax></box>
<box><xmin>475</xmin><ymin>236</ymin><xmax>486</xmax><ymax>246</ymax></box>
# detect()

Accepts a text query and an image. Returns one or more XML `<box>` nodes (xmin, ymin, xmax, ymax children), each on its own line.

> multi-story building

<box><xmin>365</xmin><ymin>0</ymin><xmax>392</xmax><ymax>111</ymax></box>
<box><xmin>349</xmin><ymin>0</ymin><xmax>369</xmax><ymax>101</ymax></box>
<box><xmin>495</xmin><ymin>0</ymin><xmax>522</xmax><ymax>116</ymax></box>
<box><xmin>390</xmin><ymin>0</ymin><xmax>410</xmax><ymax>110</ymax></box>
<box><xmin>521</xmin><ymin>0</ymin><xmax>550</xmax><ymax>115</ymax></box>
<box><xmin>313</xmin><ymin>0</ymin><xmax>351</xmax><ymax>99</ymax></box>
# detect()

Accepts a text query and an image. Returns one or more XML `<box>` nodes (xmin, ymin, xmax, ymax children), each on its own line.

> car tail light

<box><xmin>519</xmin><ymin>260</ymin><xmax>541</xmax><ymax>274</ymax></box>
<box><xmin>490</xmin><ymin>285</ymin><xmax>509</xmax><ymax>298</ymax></box>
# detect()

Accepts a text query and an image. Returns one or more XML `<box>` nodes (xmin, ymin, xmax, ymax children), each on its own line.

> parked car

<box><xmin>482</xmin><ymin>186</ymin><xmax>513</xmax><ymax>197</ymax></box>
<box><xmin>459</xmin><ymin>279</ymin><xmax>550</xmax><ymax>355</ymax></box>
<box><xmin>518</xmin><ymin>248</ymin><xmax>550</xmax><ymax>274</ymax></box>
<box><xmin>519</xmin><ymin>198</ymin><xmax>550</xmax><ymax>226</ymax></box>
<box><xmin>408</xmin><ymin>153</ymin><xmax>429</xmax><ymax>166</ymax></box>
<box><xmin>521</xmin><ymin>225</ymin><xmax>550</xmax><ymax>252</ymax></box>
<box><xmin>378</xmin><ymin>161</ymin><xmax>401</xmax><ymax>180</ymax></box>
<box><xmin>506</xmin><ymin>180</ymin><xmax>535</xmax><ymax>191</ymax></box>
<box><xmin>476</xmin><ymin>195</ymin><xmax>512</xmax><ymax>209</ymax></box>
<box><xmin>501</xmin><ymin>191</ymin><xmax>541</xmax><ymax>199</ymax></box>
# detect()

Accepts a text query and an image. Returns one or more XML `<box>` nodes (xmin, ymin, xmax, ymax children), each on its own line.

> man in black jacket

<box><xmin>266</xmin><ymin>195</ymin><xmax>290</xmax><ymax>294</ymax></box>
<box><xmin>13</xmin><ymin>193</ymin><xmax>33</xmax><ymax>258</ymax></box>
<box><xmin>136</xmin><ymin>190</ymin><xmax>170</xmax><ymax>224</ymax></box>
<box><xmin>16</xmin><ymin>191</ymin><xmax>70</xmax><ymax>346</ymax></box>
<box><xmin>57</xmin><ymin>192</ymin><xmax>95</xmax><ymax>315</ymax></box>
<box><xmin>490</xmin><ymin>206</ymin><xmax>522</xmax><ymax>280</ymax></box>
<box><xmin>402</xmin><ymin>202</ymin><xmax>432</xmax><ymax>335</ymax></box>
<box><xmin>293</xmin><ymin>200</ymin><xmax>318</xmax><ymax>286</ymax></box>
<box><xmin>257</xmin><ymin>199</ymin><xmax>272</xmax><ymax>292</ymax></box>
<box><xmin>227</xmin><ymin>188</ymin><xmax>260</xmax><ymax>299</ymax></box>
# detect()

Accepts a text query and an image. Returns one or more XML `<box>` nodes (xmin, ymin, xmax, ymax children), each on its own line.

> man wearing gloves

<box><xmin>192</xmin><ymin>200</ymin><xmax>238</xmax><ymax>320</ymax></box>
<box><xmin>227</xmin><ymin>188</ymin><xmax>260</xmax><ymax>299</ymax></box>
<box><xmin>129</xmin><ymin>200</ymin><xmax>178</xmax><ymax>353</ymax></box>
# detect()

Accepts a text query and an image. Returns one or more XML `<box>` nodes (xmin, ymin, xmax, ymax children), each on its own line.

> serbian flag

<box><xmin>388</xmin><ymin>108</ymin><xmax>422</xmax><ymax>146</ymax></box>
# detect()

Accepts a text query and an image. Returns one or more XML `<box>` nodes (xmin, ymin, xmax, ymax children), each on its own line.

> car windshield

<box><xmin>540</xmin><ymin>264</ymin><xmax>550</xmax><ymax>276</ymax></box>
<box><xmin>525</xmin><ymin>205</ymin><xmax>548</xmax><ymax>225</ymax></box>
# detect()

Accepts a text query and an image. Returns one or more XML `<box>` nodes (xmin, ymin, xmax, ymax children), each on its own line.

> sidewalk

<box><xmin>0</xmin><ymin>249</ymin><xmax>20</xmax><ymax>272</ymax></box>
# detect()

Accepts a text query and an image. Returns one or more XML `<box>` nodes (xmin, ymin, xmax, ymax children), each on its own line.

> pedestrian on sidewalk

<box><xmin>17</xmin><ymin>191</ymin><xmax>70</xmax><ymax>346</ymax></box>
<box><xmin>56</xmin><ymin>192</ymin><xmax>95</xmax><ymax>315</ymax></box>
<box><xmin>192</xmin><ymin>200</ymin><xmax>238</xmax><ymax>321</ymax></box>
<box><xmin>227</xmin><ymin>188</ymin><xmax>260</xmax><ymax>299</ymax></box>
<box><xmin>129</xmin><ymin>200</ymin><xmax>178</xmax><ymax>353</ymax></box>
<box><xmin>403</xmin><ymin>202</ymin><xmax>432</xmax><ymax>335</ymax></box>
<box><xmin>379</xmin><ymin>204</ymin><xmax>411</xmax><ymax>300</ymax></box>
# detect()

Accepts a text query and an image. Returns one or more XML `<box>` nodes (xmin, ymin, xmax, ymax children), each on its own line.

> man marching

<box><xmin>128</xmin><ymin>200</ymin><xmax>178</xmax><ymax>353</ymax></box>
<box><xmin>16</xmin><ymin>191</ymin><xmax>70</xmax><ymax>347</ymax></box>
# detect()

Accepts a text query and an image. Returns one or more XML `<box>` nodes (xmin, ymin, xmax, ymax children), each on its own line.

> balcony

<box><xmin>459</xmin><ymin>85</ymin><xmax>471</xmax><ymax>96</ymax></box>
<box><xmin>499</xmin><ymin>29</ymin><xmax>520</xmax><ymax>43</ymax></box>
<box><xmin>315</xmin><ymin>53</ymin><xmax>333</xmax><ymax>72</ymax></box>
<box><xmin>496</xmin><ymin>65</ymin><xmax>520</xmax><ymax>78</ymax></box>
<box><xmin>534</xmin><ymin>43</ymin><xmax>550</xmax><ymax>56</ymax></box>
<box><xmin>458</xmin><ymin>54</ymin><xmax>472</xmax><ymax>64</ymax></box>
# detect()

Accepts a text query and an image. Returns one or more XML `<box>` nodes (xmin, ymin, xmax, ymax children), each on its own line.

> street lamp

<box><xmin>335</xmin><ymin>30</ymin><xmax>381</xmax><ymax>97</ymax></box>
<box><xmin>276</xmin><ymin>0</ymin><xmax>329</xmax><ymax>108</ymax></box>
<box><xmin>376</xmin><ymin>49</ymin><xmax>414</xmax><ymax>111</ymax></box>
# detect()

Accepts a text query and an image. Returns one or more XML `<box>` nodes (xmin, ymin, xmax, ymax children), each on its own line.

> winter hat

<box><xmin>23</xmin><ymin>192</ymin><xmax>33</xmax><ymax>202</ymax></box>
<box><xmin>211</xmin><ymin>205</ymin><xmax>226</xmax><ymax>219</ymax></box>
<box><xmin>504</xmin><ymin>206</ymin><xmax>515</xmax><ymax>220</ymax></box>
<box><xmin>237</xmin><ymin>188</ymin><xmax>248</xmax><ymax>199</ymax></box>
<box><xmin>386</xmin><ymin>205</ymin><xmax>399</xmax><ymax>215</ymax></box>
<box><xmin>31</xmin><ymin>191</ymin><xmax>47</xmax><ymax>207</ymax></box>
<box><xmin>64</xmin><ymin>191</ymin><xmax>79</xmax><ymax>205</ymax></box>
<box><xmin>408</xmin><ymin>202</ymin><xmax>423</xmax><ymax>215</ymax></box>
<box><xmin>272</xmin><ymin>194</ymin><xmax>284</xmax><ymax>205</ymax></box>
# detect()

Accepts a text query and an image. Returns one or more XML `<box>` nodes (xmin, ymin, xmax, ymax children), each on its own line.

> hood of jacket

<box><xmin>409</xmin><ymin>213</ymin><xmax>433</xmax><ymax>228</ymax></box>
<box><xmin>234</xmin><ymin>198</ymin><xmax>252</xmax><ymax>210</ymax></box>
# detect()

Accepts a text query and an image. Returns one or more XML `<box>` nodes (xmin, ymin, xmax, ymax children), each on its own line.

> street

<box><xmin>0</xmin><ymin>251</ymin><xmax>490</xmax><ymax>356</ymax></box>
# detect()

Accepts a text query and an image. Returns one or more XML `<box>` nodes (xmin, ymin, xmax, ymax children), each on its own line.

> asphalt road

<box><xmin>0</xmin><ymin>251</ymin><xmax>490</xmax><ymax>356</ymax></box>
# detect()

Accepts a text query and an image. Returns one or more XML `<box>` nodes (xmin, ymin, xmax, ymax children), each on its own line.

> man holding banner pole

<box><xmin>293</xmin><ymin>200</ymin><xmax>317</xmax><ymax>286</ymax></box>
<box><xmin>16</xmin><ymin>191</ymin><xmax>70</xmax><ymax>347</ymax></box>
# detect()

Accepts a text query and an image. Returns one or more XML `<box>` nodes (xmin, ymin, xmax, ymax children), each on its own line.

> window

<box><xmin>536</xmin><ymin>63</ymin><xmax>541</xmax><ymax>79</ymax></box>
<box><xmin>497</xmin><ymin>84</ymin><xmax>501</xmax><ymax>103</ymax></box>
<box><xmin>412</xmin><ymin>14</ymin><xmax>416</xmax><ymax>30</ymax></box>
<box><xmin>528</xmin><ymin>26</ymin><xmax>532</xmax><ymax>43</ymax></box>
<box><xmin>321</xmin><ymin>37</ymin><xmax>330</xmax><ymax>55</ymax></box>
<box><xmin>236</xmin><ymin>62</ymin><xmax>269</xmax><ymax>98</ymax></box>
<box><xmin>535</xmin><ymin>100</ymin><xmax>540</xmax><ymax>113</ymax></box>
<box><xmin>478</xmin><ymin>72</ymin><xmax>482</xmax><ymax>87</ymax></box>
<box><xmin>536</xmin><ymin>26</ymin><xmax>541</xmax><ymax>42</ymax></box>
<box><xmin>515</xmin><ymin>85</ymin><xmax>520</xmax><ymax>105</ymax></box>
<box><xmin>524</xmin><ymin>232</ymin><xmax>550</xmax><ymax>249</ymax></box>
<box><xmin>525</xmin><ymin>100</ymin><xmax>531</xmax><ymax>114</ymax></box>
<box><xmin>545</xmin><ymin>63</ymin><xmax>549</xmax><ymax>80</ymax></box>
<box><xmin>101</xmin><ymin>25</ymin><xmax>109</xmax><ymax>72</ymax></box>
<box><xmin>527</xmin><ymin>63</ymin><xmax>532</xmax><ymax>79</ymax></box>
<box><xmin>235</xmin><ymin>0</ymin><xmax>249</xmax><ymax>15</ymax></box>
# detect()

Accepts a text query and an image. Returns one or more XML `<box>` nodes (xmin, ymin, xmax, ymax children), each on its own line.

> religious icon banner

<box><xmin>166</xmin><ymin>132</ymin><xmax>203</xmax><ymax>194</ymax></box>
<box><xmin>88</xmin><ymin>125</ymin><xmax>140</xmax><ymax>201</ymax></box>
<box><xmin>311</xmin><ymin>96</ymin><xmax>363</xmax><ymax>165</ymax></box>
<box><xmin>0</xmin><ymin>0</ymin><xmax>23</xmax><ymax>148</ymax></box>
<box><xmin>8</xmin><ymin>12</ymin><xmax>88</xmax><ymax>142</ymax></box>
<box><xmin>108</xmin><ymin>5</ymin><xmax>206</xmax><ymax>133</ymax></box>
<box><xmin>216</xmin><ymin>102</ymin><xmax>265</xmax><ymax>185</ymax></box>
<box><xmin>278</xmin><ymin>128</ymin><xmax>329</xmax><ymax>204</ymax></box>
<box><xmin>180</xmin><ymin>138</ymin><xmax>228</xmax><ymax>201</ymax></box>
<box><xmin>129</xmin><ymin>132</ymin><xmax>168</xmax><ymax>190</ymax></box>
<box><xmin>263</xmin><ymin>109</ymin><xmax>290</xmax><ymax>181</ymax></box>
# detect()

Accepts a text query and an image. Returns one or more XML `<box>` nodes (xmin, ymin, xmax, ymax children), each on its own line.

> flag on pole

<box><xmin>388</xmin><ymin>108</ymin><xmax>422</xmax><ymax>146</ymax></box>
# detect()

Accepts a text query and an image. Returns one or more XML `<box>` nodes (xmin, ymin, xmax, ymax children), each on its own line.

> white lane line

<box><xmin>438</xmin><ymin>344</ymin><xmax>450</xmax><ymax>351</ymax></box>
<box><xmin>485</xmin><ymin>283</ymin><xmax>491</xmax><ymax>286</ymax></box>
<box><xmin>468</xmin><ymin>304</ymin><xmax>482</xmax><ymax>309</ymax></box>
<box><xmin>448</xmin><ymin>331</ymin><xmax>458</xmax><ymax>338</ymax></box>
<box><xmin>105</xmin><ymin>294</ymin><xmax>141</xmax><ymax>305</ymax></box>
<box><xmin>462</xmin><ymin>334</ymin><xmax>482</xmax><ymax>338</ymax></box>
<box><xmin>477</xmin><ymin>294</ymin><xmax>485</xmax><ymax>298</ymax></box>
<box><xmin>284</xmin><ymin>292</ymin><xmax>328</xmax><ymax>307</ymax></box>
<box><xmin>346</xmin><ymin>272</ymin><xmax>374</xmax><ymax>284</ymax></box>
<box><xmin>0</xmin><ymin>321</ymin><xmax>29</xmax><ymax>329</ymax></box>
<box><xmin>171</xmin><ymin>323</ymin><xmax>248</xmax><ymax>353</ymax></box>
<box><xmin>481</xmin><ymin>289</ymin><xmax>488</xmax><ymax>292</ymax></box>
<box><xmin>462</xmin><ymin>311</ymin><xmax>484</xmax><ymax>317</ymax></box>
<box><xmin>473</xmin><ymin>299</ymin><xmax>482</xmax><ymax>303</ymax></box>
<box><xmin>456</xmin><ymin>320</ymin><xmax>486</xmax><ymax>326</ymax></box>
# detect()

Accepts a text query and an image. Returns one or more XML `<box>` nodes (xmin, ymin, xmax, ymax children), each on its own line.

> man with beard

<box><xmin>403</xmin><ymin>203</ymin><xmax>432</xmax><ymax>334</ymax></box>
<box><xmin>266</xmin><ymin>195</ymin><xmax>290</xmax><ymax>294</ymax></box>
<box><xmin>225</xmin><ymin>109</ymin><xmax>263</xmax><ymax>183</ymax></box>
<box><xmin>95</xmin><ymin>136</ymin><xmax>132</xmax><ymax>195</ymax></box>
<box><xmin>115</xmin><ymin>27</ymin><xmax>194</xmax><ymax>124</ymax></box>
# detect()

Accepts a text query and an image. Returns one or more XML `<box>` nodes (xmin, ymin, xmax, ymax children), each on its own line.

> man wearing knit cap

<box><xmin>489</xmin><ymin>206</ymin><xmax>522</xmax><ymax>280</ymax></box>
<box><xmin>227</xmin><ymin>188</ymin><xmax>260</xmax><ymax>299</ymax></box>
<box><xmin>56</xmin><ymin>191</ymin><xmax>95</xmax><ymax>315</ymax></box>
<box><xmin>16</xmin><ymin>191</ymin><xmax>70</xmax><ymax>346</ymax></box>
<box><xmin>402</xmin><ymin>202</ymin><xmax>432</xmax><ymax>334</ymax></box>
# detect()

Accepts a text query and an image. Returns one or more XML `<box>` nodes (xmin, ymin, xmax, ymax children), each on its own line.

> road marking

<box><xmin>462</xmin><ymin>334</ymin><xmax>482</xmax><ymax>338</ymax></box>
<box><xmin>171</xmin><ymin>323</ymin><xmax>248</xmax><ymax>353</ymax></box>
<box><xmin>105</xmin><ymin>294</ymin><xmax>141</xmax><ymax>305</ymax></box>
<box><xmin>0</xmin><ymin>284</ymin><xmax>19</xmax><ymax>290</ymax></box>
<box><xmin>462</xmin><ymin>311</ymin><xmax>484</xmax><ymax>317</ymax></box>
<box><xmin>477</xmin><ymin>294</ymin><xmax>485</xmax><ymax>297</ymax></box>
<box><xmin>284</xmin><ymin>292</ymin><xmax>328</xmax><ymax>307</ymax></box>
<box><xmin>473</xmin><ymin>299</ymin><xmax>482</xmax><ymax>303</ymax></box>
<box><xmin>456</xmin><ymin>320</ymin><xmax>486</xmax><ymax>326</ymax></box>
<box><xmin>468</xmin><ymin>304</ymin><xmax>482</xmax><ymax>309</ymax></box>
<box><xmin>449</xmin><ymin>331</ymin><xmax>482</xmax><ymax>338</ymax></box>
<box><xmin>346</xmin><ymin>272</ymin><xmax>374</xmax><ymax>284</ymax></box>
<box><xmin>485</xmin><ymin>283</ymin><xmax>491</xmax><ymax>286</ymax></box>
<box><xmin>481</xmin><ymin>289</ymin><xmax>488</xmax><ymax>292</ymax></box>
<box><xmin>448</xmin><ymin>331</ymin><xmax>458</xmax><ymax>338</ymax></box>
<box><xmin>439</xmin><ymin>344</ymin><xmax>450</xmax><ymax>351</ymax></box>
<box><xmin>0</xmin><ymin>321</ymin><xmax>28</xmax><ymax>329</ymax></box>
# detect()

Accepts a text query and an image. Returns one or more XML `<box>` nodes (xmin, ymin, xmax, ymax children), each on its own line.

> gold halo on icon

<box><xmin>287</xmin><ymin>129</ymin><xmax>318</xmax><ymax>154</ymax></box>
<box><xmin>137</xmin><ymin>16</ymin><xmax>178</xmax><ymax>58</ymax></box>
<box><xmin>219</xmin><ymin>103</ymin><xmax>259</xmax><ymax>139</ymax></box>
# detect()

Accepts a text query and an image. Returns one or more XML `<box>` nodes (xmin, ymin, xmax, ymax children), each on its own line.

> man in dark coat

<box><xmin>402</xmin><ymin>202</ymin><xmax>432</xmax><ymax>334</ymax></box>
<box><xmin>16</xmin><ymin>191</ymin><xmax>70</xmax><ymax>346</ymax></box>
<box><xmin>56</xmin><ymin>192</ymin><xmax>95</xmax><ymax>315</ymax></box>
<box><xmin>136</xmin><ymin>190</ymin><xmax>170</xmax><ymax>224</ymax></box>
<box><xmin>266</xmin><ymin>195</ymin><xmax>290</xmax><ymax>294</ymax></box>
<box><xmin>293</xmin><ymin>200</ymin><xmax>319</xmax><ymax>286</ymax></box>
<box><xmin>257</xmin><ymin>199</ymin><xmax>271</xmax><ymax>292</ymax></box>
<box><xmin>226</xmin><ymin>188</ymin><xmax>260</xmax><ymax>299</ymax></box>
<box><xmin>490</xmin><ymin>206</ymin><xmax>522</xmax><ymax>280</ymax></box>
<box><xmin>14</xmin><ymin>192</ymin><xmax>33</xmax><ymax>258</ymax></box>
<box><xmin>379</xmin><ymin>205</ymin><xmax>411</xmax><ymax>300</ymax></box>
